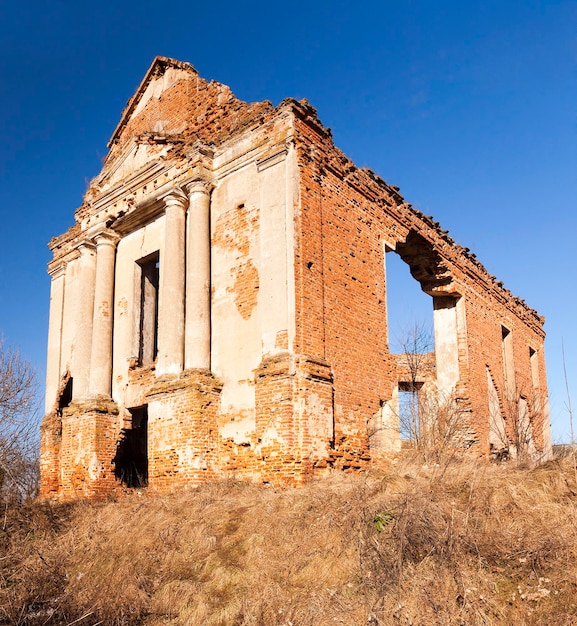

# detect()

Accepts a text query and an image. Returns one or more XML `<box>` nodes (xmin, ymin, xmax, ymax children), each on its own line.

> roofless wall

<box><xmin>40</xmin><ymin>57</ymin><xmax>551</xmax><ymax>498</ymax></box>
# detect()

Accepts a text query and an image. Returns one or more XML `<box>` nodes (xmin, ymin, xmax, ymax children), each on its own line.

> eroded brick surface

<box><xmin>40</xmin><ymin>57</ymin><xmax>551</xmax><ymax>499</ymax></box>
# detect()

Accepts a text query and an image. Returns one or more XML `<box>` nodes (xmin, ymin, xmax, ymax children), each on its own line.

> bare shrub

<box><xmin>489</xmin><ymin>385</ymin><xmax>548</xmax><ymax>466</ymax></box>
<box><xmin>394</xmin><ymin>323</ymin><xmax>470</xmax><ymax>463</ymax></box>
<box><xmin>0</xmin><ymin>341</ymin><xmax>40</xmax><ymax>501</ymax></box>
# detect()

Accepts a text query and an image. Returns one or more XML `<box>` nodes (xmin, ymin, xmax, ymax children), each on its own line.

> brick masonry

<box><xmin>40</xmin><ymin>57</ymin><xmax>552</xmax><ymax>498</ymax></box>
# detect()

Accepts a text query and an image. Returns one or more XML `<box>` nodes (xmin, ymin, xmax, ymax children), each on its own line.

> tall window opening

<box><xmin>529</xmin><ymin>347</ymin><xmax>540</xmax><ymax>391</ymax></box>
<box><xmin>501</xmin><ymin>326</ymin><xmax>516</xmax><ymax>401</ymax></box>
<box><xmin>385</xmin><ymin>250</ymin><xmax>433</xmax><ymax>354</ymax></box>
<box><xmin>487</xmin><ymin>366</ymin><xmax>508</xmax><ymax>458</ymax></box>
<box><xmin>398</xmin><ymin>381</ymin><xmax>424</xmax><ymax>442</ymax></box>
<box><xmin>113</xmin><ymin>405</ymin><xmax>148</xmax><ymax>488</ymax></box>
<box><xmin>385</xmin><ymin>249</ymin><xmax>434</xmax><ymax>447</ymax></box>
<box><xmin>137</xmin><ymin>252</ymin><xmax>159</xmax><ymax>366</ymax></box>
<box><xmin>529</xmin><ymin>346</ymin><xmax>542</xmax><ymax>419</ymax></box>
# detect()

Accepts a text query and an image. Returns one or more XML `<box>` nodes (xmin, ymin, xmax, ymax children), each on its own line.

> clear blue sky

<box><xmin>1</xmin><ymin>1</ymin><xmax>575</xmax><ymax>441</ymax></box>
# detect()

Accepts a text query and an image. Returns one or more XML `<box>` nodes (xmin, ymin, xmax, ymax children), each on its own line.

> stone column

<box><xmin>89</xmin><ymin>230</ymin><xmax>119</xmax><ymax>397</ymax></box>
<box><xmin>157</xmin><ymin>190</ymin><xmax>187</xmax><ymax>376</ymax></box>
<box><xmin>45</xmin><ymin>263</ymin><xmax>66</xmax><ymax>413</ymax></box>
<box><xmin>185</xmin><ymin>179</ymin><xmax>213</xmax><ymax>370</ymax></box>
<box><xmin>73</xmin><ymin>241</ymin><xmax>96</xmax><ymax>400</ymax></box>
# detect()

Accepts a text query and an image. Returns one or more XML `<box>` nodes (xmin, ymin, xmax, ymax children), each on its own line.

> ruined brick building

<box><xmin>40</xmin><ymin>57</ymin><xmax>552</xmax><ymax>498</ymax></box>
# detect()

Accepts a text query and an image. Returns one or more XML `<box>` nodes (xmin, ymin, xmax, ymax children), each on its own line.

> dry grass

<box><xmin>0</xmin><ymin>455</ymin><xmax>576</xmax><ymax>625</ymax></box>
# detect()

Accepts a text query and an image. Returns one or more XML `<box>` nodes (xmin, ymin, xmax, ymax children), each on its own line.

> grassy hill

<box><xmin>1</xmin><ymin>455</ymin><xmax>576</xmax><ymax>625</ymax></box>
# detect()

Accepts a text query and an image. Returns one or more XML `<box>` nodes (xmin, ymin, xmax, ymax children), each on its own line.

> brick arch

<box><xmin>395</xmin><ymin>230</ymin><xmax>454</xmax><ymax>296</ymax></box>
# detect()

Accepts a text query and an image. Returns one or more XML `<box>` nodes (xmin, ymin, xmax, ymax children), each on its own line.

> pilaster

<box><xmin>254</xmin><ymin>354</ymin><xmax>335</xmax><ymax>484</ymax></box>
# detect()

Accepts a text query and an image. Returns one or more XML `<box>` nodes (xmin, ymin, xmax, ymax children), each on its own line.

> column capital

<box><xmin>90</xmin><ymin>227</ymin><xmax>120</xmax><ymax>249</ymax></box>
<box><xmin>77</xmin><ymin>239</ymin><xmax>96</xmax><ymax>254</ymax></box>
<box><xmin>162</xmin><ymin>188</ymin><xmax>189</xmax><ymax>211</ymax></box>
<box><xmin>48</xmin><ymin>261</ymin><xmax>66</xmax><ymax>280</ymax></box>
<box><xmin>185</xmin><ymin>178</ymin><xmax>214</xmax><ymax>197</ymax></box>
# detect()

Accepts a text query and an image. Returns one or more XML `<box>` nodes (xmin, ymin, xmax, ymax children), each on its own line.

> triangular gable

<box><xmin>107</xmin><ymin>56</ymin><xmax>197</xmax><ymax>149</ymax></box>
<box><xmin>104</xmin><ymin>55</ymin><xmax>274</xmax><ymax>160</ymax></box>
<box><xmin>95</xmin><ymin>136</ymin><xmax>172</xmax><ymax>189</ymax></box>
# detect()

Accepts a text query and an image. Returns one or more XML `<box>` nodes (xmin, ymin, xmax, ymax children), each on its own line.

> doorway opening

<box><xmin>113</xmin><ymin>405</ymin><xmax>148</xmax><ymax>488</ymax></box>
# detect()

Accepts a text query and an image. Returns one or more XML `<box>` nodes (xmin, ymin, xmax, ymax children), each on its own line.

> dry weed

<box><xmin>0</xmin><ymin>459</ymin><xmax>575</xmax><ymax>625</ymax></box>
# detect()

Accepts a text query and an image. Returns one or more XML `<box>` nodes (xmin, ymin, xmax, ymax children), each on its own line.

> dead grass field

<box><xmin>1</xmin><ymin>454</ymin><xmax>576</xmax><ymax>625</ymax></box>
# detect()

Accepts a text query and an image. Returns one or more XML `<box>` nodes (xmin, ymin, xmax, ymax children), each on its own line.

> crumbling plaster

<box><xmin>40</xmin><ymin>56</ymin><xmax>552</xmax><ymax>498</ymax></box>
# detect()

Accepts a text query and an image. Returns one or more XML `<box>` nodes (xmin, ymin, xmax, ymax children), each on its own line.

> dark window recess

<box><xmin>113</xmin><ymin>406</ymin><xmax>148</xmax><ymax>488</ymax></box>
<box><xmin>501</xmin><ymin>325</ymin><xmax>515</xmax><ymax>400</ymax></box>
<box><xmin>138</xmin><ymin>253</ymin><xmax>159</xmax><ymax>366</ymax></box>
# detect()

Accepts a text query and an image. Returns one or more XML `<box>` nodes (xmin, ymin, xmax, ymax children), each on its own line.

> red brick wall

<box><xmin>39</xmin><ymin>411</ymin><xmax>62</xmax><ymax>497</ymax></box>
<box><xmin>465</xmin><ymin>297</ymin><xmax>548</xmax><ymax>454</ymax></box>
<box><xmin>146</xmin><ymin>371</ymin><xmax>222</xmax><ymax>490</ymax></box>
<box><xmin>293</xmin><ymin>111</ymin><xmax>397</xmax><ymax>466</ymax></box>
<box><xmin>290</xmin><ymin>101</ymin><xmax>548</xmax><ymax>462</ymax></box>
<box><xmin>109</xmin><ymin>68</ymin><xmax>273</xmax><ymax>159</ymax></box>
<box><xmin>58</xmin><ymin>401</ymin><xmax>120</xmax><ymax>498</ymax></box>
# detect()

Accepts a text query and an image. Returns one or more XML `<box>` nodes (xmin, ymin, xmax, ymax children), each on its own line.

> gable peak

<box><xmin>108</xmin><ymin>56</ymin><xmax>198</xmax><ymax>148</ymax></box>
